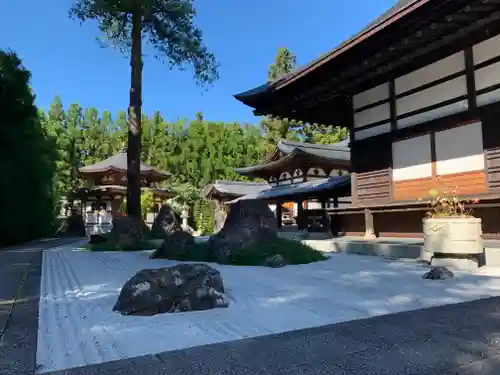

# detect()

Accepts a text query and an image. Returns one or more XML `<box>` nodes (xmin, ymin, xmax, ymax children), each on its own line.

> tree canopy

<box><xmin>0</xmin><ymin>50</ymin><xmax>58</xmax><ymax>245</ymax></box>
<box><xmin>0</xmin><ymin>41</ymin><xmax>348</xmax><ymax>243</ymax></box>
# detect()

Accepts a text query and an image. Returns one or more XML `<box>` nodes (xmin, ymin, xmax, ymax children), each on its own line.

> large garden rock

<box><xmin>150</xmin><ymin>230</ymin><xmax>195</xmax><ymax>259</ymax></box>
<box><xmin>151</xmin><ymin>204</ymin><xmax>181</xmax><ymax>239</ymax></box>
<box><xmin>423</xmin><ymin>266</ymin><xmax>454</xmax><ymax>280</ymax></box>
<box><xmin>110</xmin><ymin>216</ymin><xmax>144</xmax><ymax>249</ymax></box>
<box><xmin>56</xmin><ymin>210</ymin><xmax>86</xmax><ymax>237</ymax></box>
<box><xmin>262</xmin><ymin>254</ymin><xmax>287</xmax><ymax>268</ymax></box>
<box><xmin>208</xmin><ymin>200</ymin><xmax>277</xmax><ymax>263</ymax></box>
<box><xmin>112</xmin><ymin>263</ymin><xmax>229</xmax><ymax>315</ymax></box>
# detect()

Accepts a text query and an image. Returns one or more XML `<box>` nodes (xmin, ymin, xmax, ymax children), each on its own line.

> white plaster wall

<box><xmin>392</xmin><ymin>134</ymin><xmax>432</xmax><ymax>181</ymax></box>
<box><xmin>397</xmin><ymin>100</ymin><xmax>468</xmax><ymax>129</ymax></box>
<box><xmin>477</xmin><ymin>88</ymin><xmax>500</xmax><ymax>107</ymax></box>
<box><xmin>353</xmin><ymin>82</ymin><xmax>389</xmax><ymax>110</ymax></box>
<box><xmin>307</xmin><ymin>168</ymin><xmax>327</xmax><ymax>177</ymax></box>
<box><xmin>354</xmin><ymin>102</ymin><xmax>390</xmax><ymax>127</ymax></box>
<box><xmin>475</xmin><ymin>60</ymin><xmax>500</xmax><ymax>91</ymax></box>
<box><xmin>473</xmin><ymin>34</ymin><xmax>500</xmax><ymax>65</ymax></box>
<box><xmin>307</xmin><ymin>201</ymin><xmax>322</xmax><ymax>209</ymax></box>
<box><xmin>435</xmin><ymin>122</ymin><xmax>485</xmax><ymax>175</ymax></box>
<box><xmin>279</xmin><ymin>172</ymin><xmax>292</xmax><ymax>186</ymax></box>
<box><xmin>396</xmin><ymin>76</ymin><xmax>467</xmax><ymax>116</ymax></box>
<box><xmin>395</xmin><ymin>52</ymin><xmax>464</xmax><ymax>94</ymax></box>
<box><xmin>354</xmin><ymin>122</ymin><xmax>391</xmax><ymax>140</ymax></box>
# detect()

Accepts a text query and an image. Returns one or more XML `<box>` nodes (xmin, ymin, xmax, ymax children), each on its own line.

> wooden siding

<box><xmin>394</xmin><ymin>170</ymin><xmax>487</xmax><ymax>200</ymax></box>
<box><xmin>486</xmin><ymin>147</ymin><xmax>500</xmax><ymax>191</ymax></box>
<box><xmin>357</xmin><ymin>169</ymin><xmax>391</xmax><ymax>203</ymax></box>
<box><xmin>482</xmin><ymin>113</ymin><xmax>500</xmax><ymax>192</ymax></box>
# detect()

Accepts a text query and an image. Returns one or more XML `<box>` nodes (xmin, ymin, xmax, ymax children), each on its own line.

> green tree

<box><xmin>260</xmin><ymin>47</ymin><xmax>300</xmax><ymax>151</ymax></box>
<box><xmin>302</xmin><ymin>124</ymin><xmax>349</xmax><ymax>145</ymax></box>
<box><xmin>70</xmin><ymin>0</ymin><xmax>219</xmax><ymax>220</ymax></box>
<box><xmin>0</xmin><ymin>50</ymin><xmax>57</xmax><ymax>245</ymax></box>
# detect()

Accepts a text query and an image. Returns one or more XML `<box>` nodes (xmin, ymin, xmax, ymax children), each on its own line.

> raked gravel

<box><xmin>37</xmin><ymin>243</ymin><xmax>500</xmax><ymax>373</ymax></box>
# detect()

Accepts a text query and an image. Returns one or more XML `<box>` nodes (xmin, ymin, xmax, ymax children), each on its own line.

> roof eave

<box><xmin>78</xmin><ymin>166</ymin><xmax>170</xmax><ymax>179</ymax></box>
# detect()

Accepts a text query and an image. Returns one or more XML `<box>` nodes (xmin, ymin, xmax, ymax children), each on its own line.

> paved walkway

<box><xmin>0</xmin><ymin>238</ymin><xmax>83</xmax><ymax>375</ymax></box>
<box><xmin>3</xmin><ymin>239</ymin><xmax>500</xmax><ymax>374</ymax></box>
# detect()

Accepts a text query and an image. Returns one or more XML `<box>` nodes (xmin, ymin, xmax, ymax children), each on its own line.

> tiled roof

<box><xmin>201</xmin><ymin>180</ymin><xmax>270</xmax><ymax>199</ymax></box>
<box><xmin>228</xmin><ymin>175</ymin><xmax>350</xmax><ymax>203</ymax></box>
<box><xmin>79</xmin><ymin>148</ymin><xmax>169</xmax><ymax>181</ymax></box>
<box><xmin>235</xmin><ymin>139</ymin><xmax>349</xmax><ymax>177</ymax></box>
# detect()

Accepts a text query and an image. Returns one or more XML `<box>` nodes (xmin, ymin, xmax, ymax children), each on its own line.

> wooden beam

<box><xmin>275</xmin><ymin>201</ymin><xmax>283</xmax><ymax>229</ymax></box>
<box><xmin>389</xmin><ymin>79</ymin><xmax>397</xmax><ymax>131</ymax></box>
<box><xmin>263</xmin><ymin>3</ymin><xmax>500</xmax><ymax>118</ymax></box>
<box><xmin>464</xmin><ymin>47</ymin><xmax>477</xmax><ymax>111</ymax></box>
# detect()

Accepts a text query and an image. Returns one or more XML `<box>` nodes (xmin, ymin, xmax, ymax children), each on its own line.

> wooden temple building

<box><xmin>233</xmin><ymin>139</ymin><xmax>352</xmax><ymax>229</ymax></box>
<box><xmin>67</xmin><ymin>148</ymin><xmax>174</xmax><ymax>230</ymax></box>
<box><xmin>235</xmin><ymin>0</ymin><xmax>500</xmax><ymax>239</ymax></box>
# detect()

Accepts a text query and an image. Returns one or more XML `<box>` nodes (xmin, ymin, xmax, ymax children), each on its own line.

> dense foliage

<box><xmin>158</xmin><ymin>237</ymin><xmax>328</xmax><ymax>266</ymax></box>
<box><xmin>0</xmin><ymin>50</ymin><xmax>58</xmax><ymax>246</ymax></box>
<box><xmin>260</xmin><ymin>47</ymin><xmax>348</xmax><ymax>151</ymax></box>
<box><xmin>39</xmin><ymin>96</ymin><xmax>267</xmax><ymax>233</ymax></box>
<box><xmin>1</xmin><ymin>44</ymin><xmax>348</xmax><ymax>243</ymax></box>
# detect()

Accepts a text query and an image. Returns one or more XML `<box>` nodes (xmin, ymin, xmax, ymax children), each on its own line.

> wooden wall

<box><xmin>335</xmin><ymin>205</ymin><xmax>500</xmax><ymax>239</ymax></box>
<box><xmin>349</xmin><ymin>32</ymin><xmax>500</xmax><ymax>205</ymax></box>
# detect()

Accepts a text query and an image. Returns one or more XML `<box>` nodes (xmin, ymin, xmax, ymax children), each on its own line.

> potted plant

<box><xmin>422</xmin><ymin>188</ymin><xmax>482</xmax><ymax>258</ymax></box>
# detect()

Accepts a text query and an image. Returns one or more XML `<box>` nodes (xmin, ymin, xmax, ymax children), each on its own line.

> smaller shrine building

<box><xmin>66</xmin><ymin>148</ymin><xmax>175</xmax><ymax>231</ymax></box>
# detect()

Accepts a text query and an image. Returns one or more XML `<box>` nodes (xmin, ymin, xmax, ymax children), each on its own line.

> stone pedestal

<box><xmin>423</xmin><ymin>217</ymin><xmax>483</xmax><ymax>269</ymax></box>
<box><xmin>181</xmin><ymin>204</ymin><xmax>189</xmax><ymax>231</ymax></box>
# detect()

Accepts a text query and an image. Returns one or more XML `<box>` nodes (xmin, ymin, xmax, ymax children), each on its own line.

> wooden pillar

<box><xmin>276</xmin><ymin>201</ymin><xmax>283</xmax><ymax>229</ymax></box>
<box><xmin>321</xmin><ymin>199</ymin><xmax>327</xmax><ymax>209</ymax></box>
<box><xmin>333</xmin><ymin>196</ymin><xmax>339</xmax><ymax>208</ymax></box>
<box><xmin>363</xmin><ymin>208</ymin><xmax>376</xmax><ymax>240</ymax></box>
<box><xmin>111</xmin><ymin>197</ymin><xmax>122</xmax><ymax>219</ymax></box>
<box><xmin>296</xmin><ymin>199</ymin><xmax>304</xmax><ymax>231</ymax></box>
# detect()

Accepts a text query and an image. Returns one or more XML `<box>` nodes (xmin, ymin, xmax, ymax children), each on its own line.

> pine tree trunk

<box><xmin>126</xmin><ymin>1</ymin><xmax>143</xmax><ymax>219</ymax></box>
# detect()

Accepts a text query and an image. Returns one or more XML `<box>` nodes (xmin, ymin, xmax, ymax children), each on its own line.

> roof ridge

<box><xmin>214</xmin><ymin>180</ymin><xmax>269</xmax><ymax>185</ymax></box>
<box><xmin>279</xmin><ymin>139</ymin><xmax>350</xmax><ymax>152</ymax></box>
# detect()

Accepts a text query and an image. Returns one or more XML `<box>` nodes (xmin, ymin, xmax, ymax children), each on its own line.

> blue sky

<box><xmin>1</xmin><ymin>0</ymin><xmax>395</xmax><ymax>125</ymax></box>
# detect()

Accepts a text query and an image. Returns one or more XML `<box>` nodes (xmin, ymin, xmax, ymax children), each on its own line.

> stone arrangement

<box><xmin>208</xmin><ymin>200</ymin><xmax>278</xmax><ymax>264</ymax></box>
<box><xmin>422</xmin><ymin>266</ymin><xmax>454</xmax><ymax>280</ymax></box>
<box><xmin>150</xmin><ymin>204</ymin><xmax>196</xmax><ymax>260</ymax></box>
<box><xmin>151</xmin><ymin>204</ymin><xmax>182</xmax><ymax>239</ymax></box>
<box><xmin>151</xmin><ymin>230</ymin><xmax>195</xmax><ymax>259</ymax></box>
<box><xmin>56</xmin><ymin>209</ymin><xmax>86</xmax><ymax>237</ymax></box>
<box><xmin>149</xmin><ymin>202</ymin><xmax>286</xmax><ymax>267</ymax></box>
<box><xmin>109</xmin><ymin>216</ymin><xmax>146</xmax><ymax>249</ymax></box>
<box><xmin>113</xmin><ymin>263</ymin><xmax>229</xmax><ymax>315</ymax></box>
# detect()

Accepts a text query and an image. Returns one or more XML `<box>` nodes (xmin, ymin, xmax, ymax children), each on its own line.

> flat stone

<box><xmin>443</xmin><ymin>356</ymin><xmax>500</xmax><ymax>375</ymax></box>
<box><xmin>155</xmin><ymin>330</ymin><xmax>367</xmax><ymax>374</ymax></box>
<box><xmin>0</xmin><ymin>252</ymin><xmax>41</xmax><ymax>375</ymax></box>
<box><xmin>42</xmin><ymin>355</ymin><xmax>171</xmax><ymax>375</ymax></box>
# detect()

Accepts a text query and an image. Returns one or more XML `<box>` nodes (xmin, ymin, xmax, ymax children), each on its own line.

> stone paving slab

<box><xmin>0</xmin><ymin>238</ymin><xmax>82</xmax><ymax>375</ymax></box>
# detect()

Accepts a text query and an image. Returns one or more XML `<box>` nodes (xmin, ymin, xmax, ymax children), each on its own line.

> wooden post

<box><xmin>297</xmin><ymin>199</ymin><xmax>304</xmax><ymax>231</ymax></box>
<box><xmin>321</xmin><ymin>199</ymin><xmax>327</xmax><ymax>209</ymax></box>
<box><xmin>363</xmin><ymin>208</ymin><xmax>376</xmax><ymax>240</ymax></box>
<box><xmin>276</xmin><ymin>201</ymin><xmax>283</xmax><ymax>229</ymax></box>
<box><xmin>333</xmin><ymin>196</ymin><xmax>339</xmax><ymax>208</ymax></box>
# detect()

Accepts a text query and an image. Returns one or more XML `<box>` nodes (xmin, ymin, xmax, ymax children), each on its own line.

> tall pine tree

<box><xmin>70</xmin><ymin>0</ymin><xmax>219</xmax><ymax>220</ymax></box>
